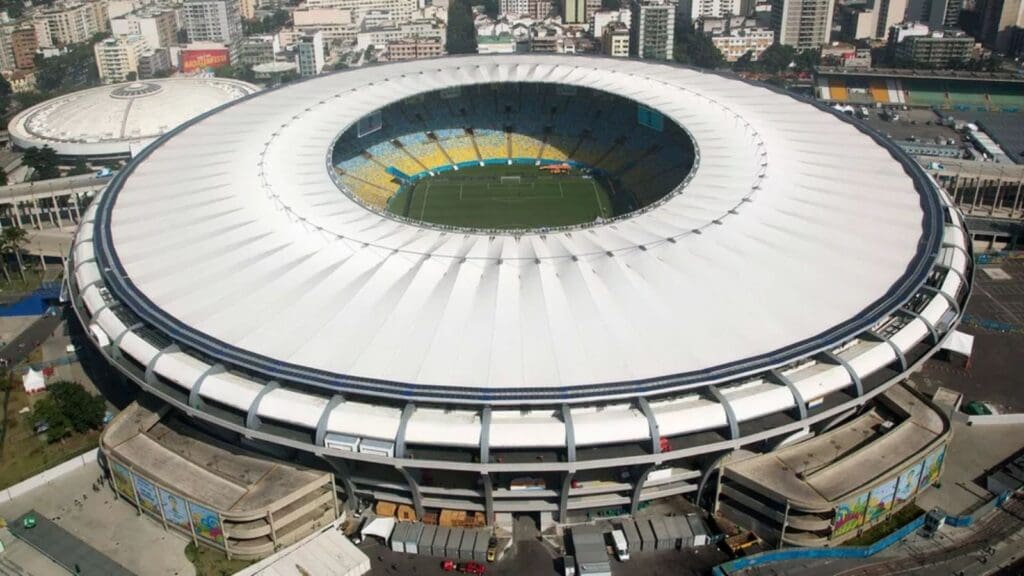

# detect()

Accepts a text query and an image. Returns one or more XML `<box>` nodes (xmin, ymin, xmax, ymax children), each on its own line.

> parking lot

<box><xmin>916</xmin><ymin>256</ymin><xmax>1024</xmax><ymax>412</ymax></box>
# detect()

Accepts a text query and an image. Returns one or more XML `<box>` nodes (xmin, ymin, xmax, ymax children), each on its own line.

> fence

<box><xmin>0</xmin><ymin>449</ymin><xmax>99</xmax><ymax>505</ymax></box>
<box><xmin>712</xmin><ymin>490</ymin><xmax>1016</xmax><ymax>575</ymax></box>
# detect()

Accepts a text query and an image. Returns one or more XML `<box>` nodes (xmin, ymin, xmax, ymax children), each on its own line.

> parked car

<box><xmin>441</xmin><ymin>559</ymin><xmax>457</xmax><ymax>572</ymax></box>
<box><xmin>459</xmin><ymin>561</ymin><xmax>486</xmax><ymax>574</ymax></box>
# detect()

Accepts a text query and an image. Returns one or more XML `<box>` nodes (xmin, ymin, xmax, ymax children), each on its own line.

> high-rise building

<box><xmin>873</xmin><ymin>0</ymin><xmax>909</xmax><ymax>37</ymax></box>
<box><xmin>11</xmin><ymin>26</ymin><xmax>38</xmax><ymax>70</ymax></box>
<box><xmin>183</xmin><ymin>0</ymin><xmax>243</xmax><ymax>52</ymax></box>
<box><xmin>239</xmin><ymin>35</ymin><xmax>280</xmax><ymax>66</ymax></box>
<box><xmin>111</xmin><ymin>8</ymin><xmax>179</xmax><ymax>50</ymax></box>
<box><xmin>303</xmin><ymin>0</ymin><xmax>416</xmax><ymax>22</ymax></box>
<box><xmin>239</xmin><ymin>0</ymin><xmax>256</xmax><ymax>19</ymax></box>
<box><xmin>979</xmin><ymin>0</ymin><xmax>1024</xmax><ymax>51</ymax></box>
<box><xmin>888</xmin><ymin>25</ymin><xmax>974</xmax><ymax>65</ymax></box>
<box><xmin>602</xmin><ymin>20</ymin><xmax>631</xmax><ymax>55</ymax></box>
<box><xmin>94</xmin><ymin>35</ymin><xmax>147</xmax><ymax>83</ymax></box>
<box><xmin>500</xmin><ymin>0</ymin><xmax>531</xmax><ymax>14</ymax></box>
<box><xmin>296</xmin><ymin>30</ymin><xmax>324</xmax><ymax>76</ymax></box>
<box><xmin>770</xmin><ymin>0</ymin><xmax>836</xmax><ymax>49</ymax></box>
<box><xmin>592</xmin><ymin>8</ymin><xmax>632</xmax><ymax>37</ymax></box>
<box><xmin>630</xmin><ymin>0</ymin><xmax>675</xmax><ymax>60</ymax></box>
<box><xmin>586</xmin><ymin>0</ymin><xmax>604</xmax><ymax>21</ymax></box>
<box><xmin>32</xmin><ymin>1</ymin><xmax>106</xmax><ymax>47</ymax></box>
<box><xmin>563</xmin><ymin>0</ymin><xmax>587</xmax><ymax>22</ymax></box>
<box><xmin>138</xmin><ymin>48</ymin><xmax>171</xmax><ymax>78</ymax></box>
<box><xmin>906</xmin><ymin>0</ymin><xmax>963</xmax><ymax>30</ymax></box>
<box><xmin>690</xmin><ymin>0</ymin><xmax>744</xmax><ymax>20</ymax></box>
<box><xmin>387</xmin><ymin>36</ymin><xmax>445</xmax><ymax>60</ymax></box>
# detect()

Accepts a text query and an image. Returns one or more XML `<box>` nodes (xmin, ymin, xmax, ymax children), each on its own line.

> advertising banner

<box><xmin>133</xmin><ymin>474</ymin><xmax>161</xmax><ymax>516</ymax></box>
<box><xmin>918</xmin><ymin>444</ymin><xmax>947</xmax><ymax>491</ymax></box>
<box><xmin>866</xmin><ymin>477</ymin><xmax>898</xmax><ymax>523</ymax></box>
<box><xmin>190</xmin><ymin>502</ymin><xmax>225</xmax><ymax>545</ymax></box>
<box><xmin>894</xmin><ymin>461</ymin><xmax>924</xmax><ymax>507</ymax></box>
<box><xmin>159</xmin><ymin>488</ymin><xmax>191</xmax><ymax>531</ymax></box>
<box><xmin>833</xmin><ymin>492</ymin><xmax>869</xmax><ymax>538</ymax></box>
<box><xmin>181</xmin><ymin>49</ymin><xmax>229</xmax><ymax>73</ymax></box>
<box><xmin>110</xmin><ymin>461</ymin><xmax>135</xmax><ymax>502</ymax></box>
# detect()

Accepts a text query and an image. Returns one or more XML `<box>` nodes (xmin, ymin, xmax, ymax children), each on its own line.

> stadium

<box><xmin>7</xmin><ymin>77</ymin><xmax>258</xmax><ymax>159</ymax></box>
<box><xmin>68</xmin><ymin>55</ymin><xmax>972</xmax><ymax>553</ymax></box>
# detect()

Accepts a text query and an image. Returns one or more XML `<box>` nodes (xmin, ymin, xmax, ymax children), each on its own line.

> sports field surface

<box><xmin>388</xmin><ymin>164</ymin><xmax>615</xmax><ymax>229</ymax></box>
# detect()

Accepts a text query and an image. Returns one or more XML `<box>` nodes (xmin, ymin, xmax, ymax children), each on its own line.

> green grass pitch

<box><xmin>387</xmin><ymin>164</ymin><xmax>615</xmax><ymax>229</ymax></box>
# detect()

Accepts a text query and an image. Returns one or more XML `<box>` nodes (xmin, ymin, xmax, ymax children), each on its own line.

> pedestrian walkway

<box><xmin>9</xmin><ymin>510</ymin><xmax>134</xmax><ymax>576</ymax></box>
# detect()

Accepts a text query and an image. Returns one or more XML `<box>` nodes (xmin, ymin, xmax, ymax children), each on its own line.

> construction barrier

<box><xmin>712</xmin><ymin>490</ymin><xmax>1015</xmax><ymax>575</ymax></box>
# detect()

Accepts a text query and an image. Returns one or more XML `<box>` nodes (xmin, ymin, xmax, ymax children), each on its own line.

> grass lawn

<box><xmin>0</xmin><ymin>373</ymin><xmax>100</xmax><ymax>490</ymax></box>
<box><xmin>388</xmin><ymin>164</ymin><xmax>615</xmax><ymax>229</ymax></box>
<box><xmin>844</xmin><ymin>503</ymin><xmax>923</xmax><ymax>547</ymax></box>
<box><xmin>185</xmin><ymin>542</ymin><xmax>254</xmax><ymax>576</ymax></box>
<box><xmin>0</xmin><ymin>266</ymin><xmax>54</xmax><ymax>300</ymax></box>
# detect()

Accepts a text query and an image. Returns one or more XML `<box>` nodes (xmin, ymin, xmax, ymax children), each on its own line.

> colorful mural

<box><xmin>110</xmin><ymin>461</ymin><xmax>135</xmax><ymax>502</ymax></box>
<box><xmin>866</xmin><ymin>477</ymin><xmax>898</xmax><ymax>523</ymax></box>
<box><xmin>833</xmin><ymin>492</ymin><xmax>870</xmax><ymax>537</ymax></box>
<box><xmin>894</xmin><ymin>461</ymin><xmax>924</xmax><ymax>507</ymax></box>
<box><xmin>190</xmin><ymin>502</ymin><xmax>224</xmax><ymax>545</ymax></box>
<box><xmin>918</xmin><ymin>444</ymin><xmax>947</xmax><ymax>491</ymax></box>
<box><xmin>133</xmin><ymin>474</ymin><xmax>160</xmax><ymax>516</ymax></box>
<box><xmin>160</xmin><ymin>488</ymin><xmax>191</xmax><ymax>531</ymax></box>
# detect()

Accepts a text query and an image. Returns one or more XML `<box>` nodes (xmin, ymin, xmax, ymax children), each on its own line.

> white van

<box><xmin>611</xmin><ymin>529</ymin><xmax>629</xmax><ymax>561</ymax></box>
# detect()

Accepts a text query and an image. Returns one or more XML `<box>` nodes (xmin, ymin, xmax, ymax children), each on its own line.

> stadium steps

<box><xmin>613</xmin><ymin>146</ymin><xmax>659</xmax><ymax>178</ymax></box>
<box><xmin>397</xmin><ymin>144</ymin><xmax>431</xmax><ymax>173</ymax></box>
<box><xmin>505</xmin><ymin>131</ymin><xmax>513</xmax><ymax>159</ymax></box>
<box><xmin>537</xmin><ymin>135</ymin><xmax>550</xmax><ymax>161</ymax></box>
<box><xmin>433</xmin><ymin>139</ymin><xmax>455</xmax><ymax>166</ymax></box>
<box><xmin>468</xmin><ymin>132</ymin><xmax>485</xmax><ymax>163</ymax></box>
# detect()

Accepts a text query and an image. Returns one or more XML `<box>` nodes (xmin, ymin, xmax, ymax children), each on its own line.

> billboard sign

<box><xmin>866</xmin><ymin>477</ymin><xmax>898</xmax><ymax>523</ymax></box>
<box><xmin>918</xmin><ymin>444</ymin><xmax>947</xmax><ymax>491</ymax></box>
<box><xmin>110</xmin><ymin>461</ymin><xmax>135</xmax><ymax>502</ymax></box>
<box><xmin>133</xmin><ymin>474</ymin><xmax>160</xmax><ymax>516</ymax></box>
<box><xmin>833</xmin><ymin>492</ymin><xmax>869</xmax><ymax>538</ymax></box>
<box><xmin>181</xmin><ymin>48</ymin><xmax>229</xmax><ymax>73</ymax></box>
<box><xmin>160</xmin><ymin>488</ymin><xmax>191</xmax><ymax>531</ymax></box>
<box><xmin>894</xmin><ymin>461</ymin><xmax>924</xmax><ymax>507</ymax></box>
<box><xmin>190</xmin><ymin>502</ymin><xmax>224</xmax><ymax>545</ymax></box>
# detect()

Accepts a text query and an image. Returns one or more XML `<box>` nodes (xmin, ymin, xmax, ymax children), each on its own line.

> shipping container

<box><xmin>433</xmin><ymin>527</ymin><xmax>451</xmax><ymax>558</ymax></box>
<box><xmin>620</xmin><ymin>520</ymin><xmax>641</xmax><ymax>553</ymax></box>
<box><xmin>686</xmin><ymin>514</ymin><xmax>709</xmax><ymax>547</ymax></box>
<box><xmin>637</xmin><ymin>519</ymin><xmax>656</xmax><ymax>553</ymax></box>
<box><xmin>405</xmin><ymin>523</ymin><xmax>424</xmax><ymax>554</ymax></box>
<box><xmin>473</xmin><ymin>530</ymin><xmax>489</xmax><ymax>562</ymax></box>
<box><xmin>447</xmin><ymin>528</ymin><xmax>464</xmax><ymax>558</ymax></box>
<box><xmin>419</xmin><ymin>524</ymin><xmax>437</xmax><ymax>557</ymax></box>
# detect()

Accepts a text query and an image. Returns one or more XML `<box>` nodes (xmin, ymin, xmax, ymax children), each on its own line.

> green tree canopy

<box><xmin>756</xmin><ymin>43</ymin><xmax>797</xmax><ymax>74</ymax></box>
<box><xmin>673</xmin><ymin>25</ymin><xmax>724</xmax><ymax>69</ymax></box>
<box><xmin>33</xmin><ymin>381</ymin><xmax>106</xmax><ymax>442</ymax></box>
<box><xmin>23</xmin><ymin>146</ymin><xmax>60</xmax><ymax>180</ymax></box>
<box><xmin>446</xmin><ymin>0</ymin><xmax>478</xmax><ymax>55</ymax></box>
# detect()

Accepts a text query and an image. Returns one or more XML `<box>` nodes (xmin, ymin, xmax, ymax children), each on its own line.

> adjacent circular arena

<box><xmin>8</xmin><ymin>77</ymin><xmax>258</xmax><ymax>158</ymax></box>
<box><xmin>71</xmin><ymin>56</ymin><xmax>972</xmax><ymax>545</ymax></box>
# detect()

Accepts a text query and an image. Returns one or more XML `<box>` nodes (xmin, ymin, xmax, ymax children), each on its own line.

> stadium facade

<box><xmin>69</xmin><ymin>56</ymin><xmax>972</xmax><ymax>547</ymax></box>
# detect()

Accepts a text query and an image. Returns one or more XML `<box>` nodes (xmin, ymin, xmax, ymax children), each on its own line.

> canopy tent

<box><xmin>941</xmin><ymin>330</ymin><xmax>975</xmax><ymax>359</ymax></box>
<box><xmin>22</xmin><ymin>368</ymin><xmax>45</xmax><ymax>394</ymax></box>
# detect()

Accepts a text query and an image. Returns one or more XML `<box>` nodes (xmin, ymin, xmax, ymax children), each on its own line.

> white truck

<box><xmin>611</xmin><ymin>529</ymin><xmax>629</xmax><ymax>561</ymax></box>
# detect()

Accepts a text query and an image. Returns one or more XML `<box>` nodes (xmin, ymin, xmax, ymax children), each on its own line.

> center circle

<box><xmin>329</xmin><ymin>82</ymin><xmax>697</xmax><ymax>231</ymax></box>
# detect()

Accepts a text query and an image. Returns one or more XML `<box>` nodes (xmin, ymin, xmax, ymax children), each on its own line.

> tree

<box><xmin>673</xmin><ymin>25</ymin><xmax>724</xmax><ymax>69</ymax></box>
<box><xmin>69</xmin><ymin>159</ymin><xmax>91</xmax><ymax>176</ymax></box>
<box><xmin>446</xmin><ymin>0</ymin><xmax>478</xmax><ymax>55</ymax></box>
<box><xmin>1</xmin><ymin>226</ymin><xmax>28</xmax><ymax>282</ymax></box>
<box><xmin>757</xmin><ymin>43</ymin><xmax>796</xmax><ymax>74</ymax></box>
<box><xmin>47</xmin><ymin>381</ymin><xmax>106</xmax><ymax>434</ymax></box>
<box><xmin>23</xmin><ymin>145</ymin><xmax>60</xmax><ymax>180</ymax></box>
<box><xmin>33</xmin><ymin>42</ymin><xmax>100</xmax><ymax>93</ymax></box>
<box><xmin>733</xmin><ymin>50</ymin><xmax>755</xmax><ymax>71</ymax></box>
<box><xmin>794</xmin><ymin>48</ymin><xmax>820</xmax><ymax>72</ymax></box>
<box><xmin>32</xmin><ymin>395</ymin><xmax>72</xmax><ymax>443</ymax></box>
<box><xmin>0</xmin><ymin>74</ymin><xmax>11</xmax><ymax>119</ymax></box>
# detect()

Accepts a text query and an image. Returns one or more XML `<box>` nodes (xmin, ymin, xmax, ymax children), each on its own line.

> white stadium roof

<box><xmin>8</xmin><ymin>78</ymin><xmax>258</xmax><ymax>157</ymax></box>
<box><xmin>88</xmin><ymin>56</ymin><xmax>943</xmax><ymax>403</ymax></box>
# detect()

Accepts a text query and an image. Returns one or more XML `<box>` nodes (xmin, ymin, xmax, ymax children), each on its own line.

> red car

<box><xmin>441</xmin><ymin>559</ymin><xmax>457</xmax><ymax>572</ymax></box>
<box><xmin>459</xmin><ymin>561</ymin><xmax>487</xmax><ymax>574</ymax></box>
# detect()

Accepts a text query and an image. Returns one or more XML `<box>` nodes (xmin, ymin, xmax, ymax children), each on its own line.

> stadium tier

<box><xmin>73</xmin><ymin>57</ymin><xmax>971</xmax><ymax>544</ymax></box>
<box><xmin>817</xmin><ymin>74</ymin><xmax>1024</xmax><ymax>112</ymax></box>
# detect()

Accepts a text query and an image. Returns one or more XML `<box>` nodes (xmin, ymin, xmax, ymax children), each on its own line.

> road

<box><xmin>0</xmin><ymin>313</ymin><xmax>61</xmax><ymax>367</ymax></box>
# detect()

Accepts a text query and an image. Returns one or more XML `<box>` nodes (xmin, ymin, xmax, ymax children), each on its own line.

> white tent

<box><xmin>942</xmin><ymin>330</ymin><xmax>975</xmax><ymax>359</ymax></box>
<box><xmin>22</xmin><ymin>368</ymin><xmax>45</xmax><ymax>394</ymax></box>
<box><xmin>360</xmin><ymin>516</ymin><xmax>396</xmax><ymax>543</ymax></box>
<box><xmin>235</xmin><ymin>523</ymin><xmax>370</xmax><ymax>576</ymax></box>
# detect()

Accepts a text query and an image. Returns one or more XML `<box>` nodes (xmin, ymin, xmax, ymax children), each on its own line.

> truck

<box><xmin>611</xmin><ymin>529</ymin><xmax>629</xmax><ymax>561</ymax></box>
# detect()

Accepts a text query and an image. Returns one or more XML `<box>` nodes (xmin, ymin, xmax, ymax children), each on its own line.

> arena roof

<box><xmin>7</xmin><ymin>78</ymin><xmax>258</xmax><ymax>158</ymax></box>
<box><xmin>89</xmin><ymin>56</ymin><xmax>943</xmax><ymax>402</ymax></box>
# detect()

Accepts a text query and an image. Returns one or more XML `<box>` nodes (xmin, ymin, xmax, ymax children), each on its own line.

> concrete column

<box><xmin>629</xmin><ymin>465</ymin><xmax>655</xmax><ymax>516</ymax></box>
<box><xmin>1012</xmin><ymin>181</ymin><xmax>1023</xmax><ymax>218</ymax></box>
<box><xmin>50</xmin><ymin>192</ymin><xmax>62</xmax><ymax>230</ymax></box>
<box><xmin>396</xmin><ymin>467</ymin><xmax>425</xmax><ymax>521</ymax></box>
<box><xmin>325</xmin><ymin>457</ymin><xmax>359</xmax><ymax>511</ymax></box>
<box><xmin>482</xmin><ymin>473</ymin><xmax>494</xmax><ymax>523</ymax></box>
<box><xmin>558</xmin><ymin>471</ymin><xmax>574</xmax><ymax>523</ymax></box>
<box><xmin>13</xmin><ymin>201</ymin><xmax>23</xmax><ymax>228</ymax></box>
<box><xmin>70</xmin><ymin>193</ymin><xmax>81</xmax><ymax>222</ymax></box>
<box><xmin>31</xmin><ymin>199</ymin><xmax>42</xmax><ymax>229</ymax></box>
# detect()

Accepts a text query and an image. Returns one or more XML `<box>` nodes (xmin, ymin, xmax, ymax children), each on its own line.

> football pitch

<box><xmin>388</xmin><ymin>165</ymin><xmax>615</xmax><ymax>229</ymax></box>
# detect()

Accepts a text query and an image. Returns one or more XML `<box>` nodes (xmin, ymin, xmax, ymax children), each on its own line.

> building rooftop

<box><xmin>7</xmin><ymin>77</ymin><xmax>258</xmax><ymax>158</ymax></box>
